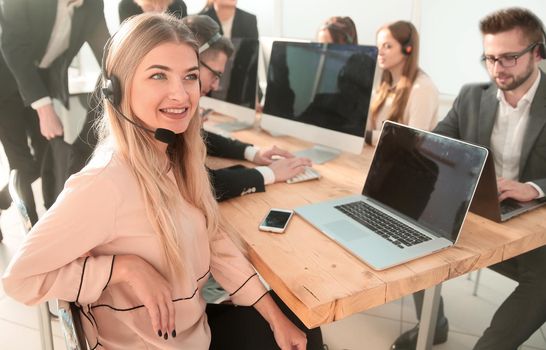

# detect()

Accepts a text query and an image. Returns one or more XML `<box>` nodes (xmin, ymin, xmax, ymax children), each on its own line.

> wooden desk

<box><xmin>210</xmin><ymin>124</ymin><xmax>546</xmax><ymax>347</ymax></box>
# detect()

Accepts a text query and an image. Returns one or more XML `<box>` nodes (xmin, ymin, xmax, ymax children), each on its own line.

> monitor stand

<box><xmin>213</xmin><ymin>120</ymin><xmax>253</xmax><ymax>132</ymax></box>
<box><xmin>295</xmin><ymin>145</ymin><xmax>341</xmax><ymax>164</ymax></box>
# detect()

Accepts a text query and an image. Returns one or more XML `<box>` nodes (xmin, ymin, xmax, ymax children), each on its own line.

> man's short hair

<box><xmin>480</xmin><ymin>7</ymin><xmax>545</xmax><ymax>45</ymax></box>
<box><xmin>182</xmin><ymin>15</ymin><xmax>234</xmax><ymax>58</ymax></box>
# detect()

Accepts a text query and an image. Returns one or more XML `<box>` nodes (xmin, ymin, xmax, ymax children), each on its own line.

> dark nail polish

<box><xmin>163</xmin><ymin>332</ymin><xmax>168</xmax><ymax>340</ymax></box>
<box><xmin>172</xmin><ymin>330</ymin><xmax>176</xmax><ymax>338</ymax></box>
<box><xmin>158</xmin><ymin>330</ymin><xmax>162</xmax><ymax>337</ymax></box>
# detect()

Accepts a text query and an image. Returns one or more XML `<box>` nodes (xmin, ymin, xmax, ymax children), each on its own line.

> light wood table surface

<box><xmin>206</xmin><ymin>121</ymin><xmax>546</xmax><ymax>348</ymax></box>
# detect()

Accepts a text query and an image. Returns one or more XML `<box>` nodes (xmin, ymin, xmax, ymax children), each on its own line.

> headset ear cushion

<box><xmin>539</xmin><ymin>43</ymin><xmax>546</xmax><ymax>59</ymax></box>
<box><xmin>102</xmin><ymin>75</ymin><xmax>122</xmax><ymax>106</ymax></box>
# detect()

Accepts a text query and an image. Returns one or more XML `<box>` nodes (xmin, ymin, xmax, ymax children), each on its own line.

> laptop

<box><xmin>469</xmin><ymin>150</ymin><xmax>546</xmax><ymax>222</ymax></box>
<box><xmin>295</xmin><ymin>121</ymin><xmax>488</xmax><ymax>270</ymax></box>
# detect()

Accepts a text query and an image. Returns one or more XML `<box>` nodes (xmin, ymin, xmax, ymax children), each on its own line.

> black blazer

<box><xmin>200</xmin><ymin>6</ymin><xmax>258</xmax><ymax>39</ymax></box>
<box><xmin>203</xmin><ymin>131</ymin><xmax>265</xmax><ymax>201</ymax></box>
<box><xmin>434</xmin><ymin>70</ymin><xmax>546</xmax><ymax>193</ymax></box>
<box><xmin>0</xmin><ymin>0</ymin><xmax>109</xmax><ymax>107</ymax></box>
<box><xmin>118</xmin><ymin>0</ymin><xmax>187</xmax><ymax>22</ymax></box>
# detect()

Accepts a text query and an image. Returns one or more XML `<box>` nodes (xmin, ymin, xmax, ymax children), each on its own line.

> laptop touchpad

<box><xmin>325</xmin><ymin>220</ymin><xmax>369</xmax><ymax>241</ymax></box>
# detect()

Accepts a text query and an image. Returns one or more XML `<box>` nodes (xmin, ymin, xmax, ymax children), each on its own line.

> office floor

<box><xmin>0</xmin><ymin>181</ymin><xmax>545</xmax><ymax>350</ymax></box>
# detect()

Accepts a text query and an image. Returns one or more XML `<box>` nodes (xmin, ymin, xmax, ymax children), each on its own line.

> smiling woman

<box><xmin>2</xmin><ymin>13</ymin><xmax>315</xmax><ymax>350</ymax></box>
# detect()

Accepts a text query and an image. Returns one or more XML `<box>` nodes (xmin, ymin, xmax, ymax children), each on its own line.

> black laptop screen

<box><xmin>263</xmin><ymin>41</ymin><xmax>377</xmax><ymax>137</ymax></box>
<box><xmin>363</xmin><ymin>122</ymin><xmax>487</xmax><ymax>241</ymax></box>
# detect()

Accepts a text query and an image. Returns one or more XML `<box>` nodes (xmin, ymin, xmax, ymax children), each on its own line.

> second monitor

<box><xmin>262</xmin><ymin>41</ymin><xmax>377</xmax><ymax>163</ymax></box>
<box><xmin>201</xmin><ymin>38</ymin><xmax>259</xmax><ymax>131</ymax></box>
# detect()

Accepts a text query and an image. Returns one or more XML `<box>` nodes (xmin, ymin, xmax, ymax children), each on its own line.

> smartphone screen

<box><xmin>260</xmin><ymin>209</ymin><xmax>294</xmax><ymax>233</ymax></box>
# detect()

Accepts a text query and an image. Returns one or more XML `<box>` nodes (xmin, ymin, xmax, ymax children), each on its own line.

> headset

<box><xmin>198</xmin><ymin>32</ymin><xmax>222</xmax><ymax>54</ymax></box>
<box><xmin>100</xmin><ymin>37</ymin><xmax>177</xmax><ymax>145</ymax></box>
<box><xmin>538</xmin><ymin>26</ymin><xmax>546</xmax><ymax>59</ymax></box>
<box><xmin>401</xmin><ymin>23</ymin><xmax>413</xmax><ymax>56</ymax></box>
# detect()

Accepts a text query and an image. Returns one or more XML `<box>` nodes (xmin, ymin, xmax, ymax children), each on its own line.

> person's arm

<box><xmin>84</xmin><ymin>0</ymin><xmax>110</xmax><ymax>63</ymax></box>
<box><xmin>203</xmin><ymin>130</ymin><xmax>250</xmax><ymax>159</ymax></box>
<box><xmin>209</xmin><ymin>228</ymin><xmax>306</xmax><ymax>348</ymax></box>
<box><xmin>0</xmin><ymin>0</ymin><xmax>49</xmax><ymax>106</ymax></box>
<box><xmin>208</xmin><ymin>166</ymin><xmax>265</xmax><ymax>201</ymax></box>
<box><xmin>1</xmin><ymin>170</ymin><xmax>119</xmax><ymax>305</ymax></box>
<box><xmin>432</xmin><ymin>86</ymin><xmax>468</xmax><ymax>139</ymax></box>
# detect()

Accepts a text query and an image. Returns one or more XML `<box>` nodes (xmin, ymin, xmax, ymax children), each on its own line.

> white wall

<box><xmin>419</xmin><ymin>0</ymin><xmax>546</xmax><ymax>95</ymax></box>
<box><xmin>88</xmin><ymin>0</ymin><xmax>546</xmax><ymax>97</ymax></box>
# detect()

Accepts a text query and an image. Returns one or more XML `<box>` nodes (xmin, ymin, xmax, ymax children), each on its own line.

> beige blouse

<box><xmin>367</xmin><ymin>72</ymin><xmax>439</xmax><ymax>145</ymax></box>
<box><xmin>2</xmin><ymin>152</ymin><xmax>267</xmax><ymax>349</ymax></box>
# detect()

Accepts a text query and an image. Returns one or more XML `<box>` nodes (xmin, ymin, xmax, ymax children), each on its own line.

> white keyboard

<box><xmin>286</xmin><ymin>167</ymin><xmax>321</xmax><ymax>184</ymax></box>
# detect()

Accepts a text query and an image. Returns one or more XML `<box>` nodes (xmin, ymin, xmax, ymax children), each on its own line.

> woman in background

<box><xmin>118</xmin><ymin>0</ymin><xmax>187</xmax><ymax>22</ymax></box>
<box><xmin>200</xmin><ymin>0</ymin><xmax>258</xmax><ymax>39</ymax></box>
<box><xmin>2</xmin><ymin>13</ymin><xmax>311</xmax><ymax>350</ymax></box>
<box><xmin>317</xmin><ymin>16</ymin><xmax>358</xmax><ymax>45</ymax></box>
<box><xmin>366</xmin><ymin>21</ymin><xmax>439</xmax><ymax>146</ymax></box>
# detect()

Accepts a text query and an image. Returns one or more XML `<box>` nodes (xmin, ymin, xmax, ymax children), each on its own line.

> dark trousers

<box><xmin>206</xmin><ymin>291</ymin><xmax>323</xmax><ymax>350</ymax></box>
<box><xmin>0</xmin><ymin>92</ymin><xmax>47</xmax><ymax>224</ymax></box>
<box><xmin>412</xmin><ymin>245</ymin><xmax>546</xmax><ymax>350</ymax></box>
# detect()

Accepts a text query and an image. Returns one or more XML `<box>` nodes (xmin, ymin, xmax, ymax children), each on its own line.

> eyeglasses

<box><xmin>200</xmin><ymin>60</ymin><xmax>223</xmax><ymax>81</ymax></box>
<box><xmin>481</xmin><ymin>42</ymin><xmax>538</xmax><ymax>68</ymax></box>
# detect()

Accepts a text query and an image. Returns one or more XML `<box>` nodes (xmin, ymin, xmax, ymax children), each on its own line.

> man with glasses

<box><xmin>391</xmin><ymin>7</ymin><xmax>546</xmax><ymax>350</ymax></box>
<box><xmin>182</xmin><ymin>15</ymin><xmax>312</xmax><ymax>202</ymax></box>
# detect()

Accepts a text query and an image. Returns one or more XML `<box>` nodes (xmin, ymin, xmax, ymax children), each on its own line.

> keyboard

<box><xmin>334</xmin><ymin>201</ymin><xmax>431</xmax><ymax>249</ymax></box>
<box><xmin>500</xmin><ymin>198</ymin><xmax>522</xmax><ymax>215</ymax></box>
<box><xmin>286</xmin><ymin>167</ymin><xmax>321</xmax><ymax>184</ymax></box>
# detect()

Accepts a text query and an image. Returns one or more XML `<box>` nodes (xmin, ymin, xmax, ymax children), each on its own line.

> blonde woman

<box><xmin>366</xmin><ymin>21</ymin><xmax>439</xmax><ymax>146</ymax></box>
<box><xmin>2</xmin><ymin>13</ymin><xmax>311</xmax><ymax>349</ymax></box>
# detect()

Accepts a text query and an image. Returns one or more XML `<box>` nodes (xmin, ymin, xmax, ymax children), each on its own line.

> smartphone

<box><xmin>259</xmin><ymin>208</ymin><xmax>294</xmax><ymax>233</ymax></box>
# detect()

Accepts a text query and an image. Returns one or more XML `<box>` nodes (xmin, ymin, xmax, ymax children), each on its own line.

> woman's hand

<box><xmin>253</xmin><ymin>294</ymin><xmax>307</xmax><ymax>350</ymax></box>
<box><xmin>111</xmin><ymin>255</ymin><xmax>176</xmax><ymax>339</ymax></box>
<box><xmin>269</xmin><ymin>157</ymin><xmax>312</xmax><ymax>182</ymax></box>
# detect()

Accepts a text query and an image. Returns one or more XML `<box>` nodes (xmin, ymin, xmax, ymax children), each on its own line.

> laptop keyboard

<box><xmin>334</xmin><ymin>201</ymin><xmax>431</xmax><ymax>249</ymax></box>
<box><xmin>500</xmin><ymin>199</ymin><xmax>522</xmax><ymax>215</ymax></box>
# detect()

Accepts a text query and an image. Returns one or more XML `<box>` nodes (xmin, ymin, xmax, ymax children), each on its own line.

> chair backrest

<box><xmin>8</xmin><ymin>170</ymin><xmax>88</xmax><ymax>350</ymax></box>
<box><xmin>57</xmin><ymin>300</ymin><xmax>88</xmax><ymax>350</ymax></box>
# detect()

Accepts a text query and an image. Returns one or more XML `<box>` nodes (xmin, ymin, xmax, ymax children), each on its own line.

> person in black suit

<box><xmin>182</xmin><ymin>15</ymin><xmax>311</xmax><ymax>202</ymax></box>
<box><xmin>0</xmin><ymin>0</ymin><xmax>109</xmax><ymax>223</ymax></box>
<box><xmin>391</xmin><ymin>7</ymin><xmax>546</xmax><ymax>350</ymax></box>
<box><xmin>118</xmin><ymin>0</ymin><xmax>187</xmax><ymax>22</ymax></box>
<box><xmin>200</xmin><ymin>0</ymin><xmax>258</xmax><ymax>39</ymax></box>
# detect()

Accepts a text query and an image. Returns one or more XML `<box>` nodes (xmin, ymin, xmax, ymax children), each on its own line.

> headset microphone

<box><xmin>106</xmin><ymin>99</ymin><xmax>177</xmax><ymax>145</ymax></box>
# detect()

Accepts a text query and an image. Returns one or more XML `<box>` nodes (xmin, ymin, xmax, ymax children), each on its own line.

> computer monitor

<box><xmin>200</xmin><ymin>38</ymin><xmax>259</xmax><ymax>131</ymax></box>
<box><xmin>261</xmin><ymin>41</ymin><xmax>377</xmax><ymax>163</ymax></box>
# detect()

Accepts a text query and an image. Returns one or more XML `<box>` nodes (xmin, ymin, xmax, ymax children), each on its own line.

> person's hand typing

<box><xmin>253</xmin><ymin>145</ymin><xmax>295</xmax><ymax>165</ymax></box>
<box><xmin>268</xmin><ymin>157</ymin><xmax>312</xmax><ymax>182</ymax></box>
<box><xmin>36</xmin><ymin>103</ymin><xmax>63</xmax><ymax>140</ymax></box>
<box><xmin>497</xmin><ymin>178</ymin><xmax>539</xmax><ymax>202</ymax></box>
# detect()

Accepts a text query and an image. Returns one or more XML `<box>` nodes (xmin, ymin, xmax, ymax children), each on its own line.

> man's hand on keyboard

<box><xmin>253</xmin><ymin>145</ymin><xmax>295</xmax><ymax>165</ymax></box>
<box><xmin>269</xmin><ymin>157</ymin><xmax>312</xmax><ymax>182</ymax></box>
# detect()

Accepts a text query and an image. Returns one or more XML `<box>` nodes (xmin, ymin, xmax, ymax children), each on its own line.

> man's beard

<box><xmin>494</xmin><ymin>60</ymin><xmax>534</xmax><ymax>91</ymax></box>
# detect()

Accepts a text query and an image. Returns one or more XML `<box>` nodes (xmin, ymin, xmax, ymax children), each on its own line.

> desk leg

<box><xmin>416</xmin><ymin>284</ymin><xmax>442</xmax><ymax>350</ymax></box>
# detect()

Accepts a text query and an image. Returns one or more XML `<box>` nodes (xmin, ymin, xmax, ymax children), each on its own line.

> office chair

<box><xmin>8</xmin><ymin>170</ymin><xmax>88</xmax><ymax>350</ymax></box>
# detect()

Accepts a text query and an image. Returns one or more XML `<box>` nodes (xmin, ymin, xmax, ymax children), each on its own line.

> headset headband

<box><xmin>198</xmin><ymin>32</ymin><xmax>222</xmax><ymax>54</ymax></box>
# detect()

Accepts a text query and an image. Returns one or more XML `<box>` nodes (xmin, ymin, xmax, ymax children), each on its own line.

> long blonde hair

<box><xmin>97</xmin><ymin>13</ymin><xmax>219</xmax><ymax>277</ymax></box>
<box><xmin>370</xmin><ymin>21</ymin><xmax>420</xmax><ymax>124</ymax></box>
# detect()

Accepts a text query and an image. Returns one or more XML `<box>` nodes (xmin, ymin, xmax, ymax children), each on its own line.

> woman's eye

<box><xmin>151</xmin><ymin>72</ymin><xmax>166</xmax><ymax>80</ymax></box>
<box><xmin>185</xmin><ymin>73</ymin><xmax>199</xmax><ymax>81</ymax></box>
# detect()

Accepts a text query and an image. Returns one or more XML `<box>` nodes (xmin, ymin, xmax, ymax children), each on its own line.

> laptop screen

<box><xmin>363</xmin><ymin>122</ymin><xmax>487</xmax><ymax>241</ymax></box>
